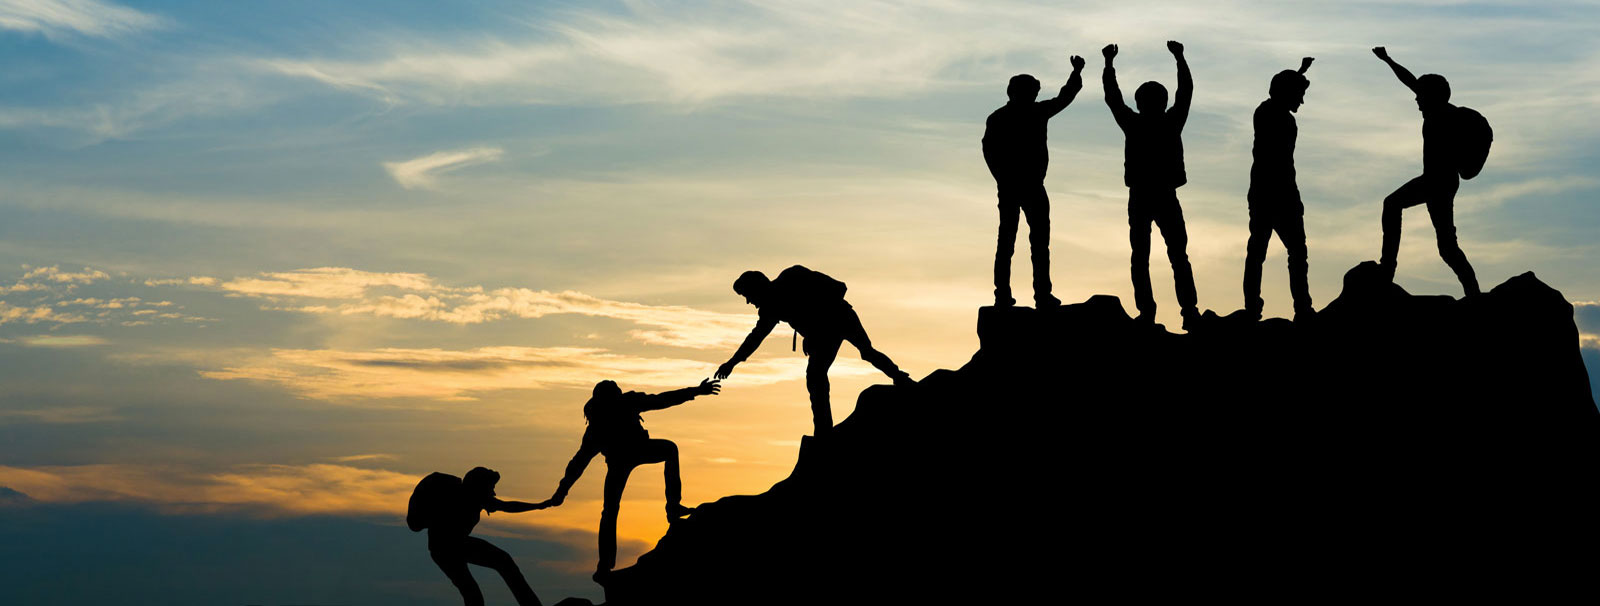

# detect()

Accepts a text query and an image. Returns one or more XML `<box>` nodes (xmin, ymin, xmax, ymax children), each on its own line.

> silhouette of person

<box><xmin>982</xmin><ymin>54</ymin><xmax>1087</xmax><ymax>308</ymax></box>
<box><xmin>428</xmin><ymin>467</ymin><xmax>547</xmax><ymax>606</ymax></box>
<box><xmin>1103</xmin><ymin>41</ymin><xmax>1201</xmax><ymax>329</ymax></box>
<box><xmin>1244</xmin><ymin>57</ymin><xmax>1316</xmax><ymax>321</ymax></box>
<box><xmin>547</xmin><ymin>378</ymin><xmax>720</xmax><ymax>581</ymax></box>
<box><xmin>715</xmin><ymin>266</ymin><xmax>912</xmax><ymax>437</ymax></box>
<box><xmin>1372</xmin><ymin>47</ymin><xmax>1481</xmax><ymax>296</ymax></box>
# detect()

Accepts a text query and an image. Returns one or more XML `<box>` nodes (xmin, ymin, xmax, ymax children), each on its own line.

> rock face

<box><xmin>600</xmin><ymin>264</ymin><xmax>1598</xmax><ymax>604</ymax></box>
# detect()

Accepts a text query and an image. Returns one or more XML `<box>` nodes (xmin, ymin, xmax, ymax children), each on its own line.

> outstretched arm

<box><xmin>1372</xmin><ymin>47</ymin><xmax>1418</xmax><ymax>93</ymax></box>
<box><xmin>549</xmin><ymin>430</ymin><xmax>601</xmax><ymax>506</ymax></box>
<box><xmin>487</xmin><ymin>497</ymin><xmax>548</xmax><ymax>514</ymax></box>
<box><xmin>1102</xmin><ymin>44</ymin><xmax>1133</xmax><ymax>127</ymax></box>
<box><xmin>716</xmin><ymin>316</ymin><xmax>778</xmax><ymax>379</ymax></box>
<box><xmin>635</xmin><ymin>379</ymin><xmax>721</xmax><ymax>412</ymax></box>
<box><xmin>1169</xmin><ymin>41</ymin><xmax>1193</xmax><ymax>128</ymax></box>
<box><xmin>1040</xmin><ymin>55</ymin><xmax>1087</xmax><ymax>117</ymax></box>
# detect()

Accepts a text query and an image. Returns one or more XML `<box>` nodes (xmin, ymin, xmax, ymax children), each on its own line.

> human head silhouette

<box><xmin>1006</xmin><ymin>74</ymin><xmax>1040</xmax><ymax>103</ymax></box>
<box><xmin>1269</xmin><ymin>69</ymin><xmax>1309</xmax><ymax>112</ymax></box>
<box><xmin>733</xmin><ymin>271</ymin><xmax>771</xmax><ymax>306</ymax></box>
<box><xmin>593</xmin><ymin>380</ymin><xmax>621</xmax><ymax>399</ymax></box>
<box><xmin>1135</xmin><ymin>81</ymin><xmax>1168</xmax><ymax>115</ymax></box>
<box><xmin>462</xmin><ymin>466</ymin><xmax>500</xmax><ymax>500</ymax></box>
<box><xmin>1415</xmin><ymin>73</ymin><xmax>1450</xmax><ymax>111</ymax></box>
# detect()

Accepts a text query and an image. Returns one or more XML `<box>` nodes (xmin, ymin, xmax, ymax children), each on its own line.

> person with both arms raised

<box><xmin>1103</xmin><ymin>40</ymin><xmax>1202</xmax><ymax>331</ymax></box>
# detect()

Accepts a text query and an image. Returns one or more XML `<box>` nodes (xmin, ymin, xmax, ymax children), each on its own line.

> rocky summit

<box><xmin>588</xmin><ymin>263</ymin><xmax>1597</xmax><ymax>605</ymax></box>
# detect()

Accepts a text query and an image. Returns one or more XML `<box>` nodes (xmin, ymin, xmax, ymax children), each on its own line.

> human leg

<box><xmin>597</xmin><ymin>462</ymin><xmax>636</xmax><ymax>572</ymax></box>
<box><xmin>1151</xmin><ymin>190</ymin><xmax>1198</xmax><ymax>315</ymax></box>
<box><xmin>1380</xmin><ymin>176</ymin><xmax>1432</xmax><ymax>276</ymax></box>
<box><xmin>994</xmin><ymin>189</ymin><xmax>1022</xmax><ymax>306</ymax></box>
<box><xmin>1020</xmin><ymin>185</ymin><xmax>1055</xmax><ymax>305</ymax></box>
<box><xmin>1128</xmin><ymin>191</ymin><xmax>1156</xmax><ymax>319</ymax></box>
<box><xmin>1243</xmin><ymin>203</ymin><xmax>1273</xmax><ymax>315</ymax></box>
<box><xmin>461</xmin><ymin>536</ymin><xmax>543</xmax><ymax>606</ymax></box>
<box><xmin>1278</xmin><ymin>202</ymin><xmax>1313</xmax><ymax>314</ymax></box>
<box><xmin>431</xmin><ymin>545</ymin><xmax>486</xmax><ymax>606</ymax></box>
<box><xmin>805</xmin><ymin>335</ymin><xmax>843</xmax><ymax>437</ymax></box>
<box><xmin>627</xmin><ymin>439</ymin><xmax>687</xmax><ymax>518</ymax></box>
<box><xmin>1425</xmin><ymin>182</ymin><xmax>1479</xmax><ymax>296</ymax></box>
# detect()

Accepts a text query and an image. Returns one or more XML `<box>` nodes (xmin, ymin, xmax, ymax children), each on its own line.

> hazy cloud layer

<box><xmin>210</xmin><ymin>267</ymin><xmax>760</xmax><ymax>349</ymax></box>
<box><xmin>200</xmin><ymin>345</ymin><xmax>870</xmax><ymax>401</ymax></box>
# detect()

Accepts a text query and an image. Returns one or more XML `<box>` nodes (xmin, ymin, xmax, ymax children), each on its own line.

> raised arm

<box><xmin>1102</xmin><ymin>44</ymin><xmax>1133</xmax><ymax>127</ymax></box>
<box><xmin>1169</xmin><ymin>41</ymin><xmax>1193</xmax><ymax>128</ymax></box>
<box><xmin>1040</xmin><ymin>55</ymin><xmax>1087</xmax><ymax>117</ymax></box>
<box><xmin>716</xmin><ymin>315</ymin><xmax>778</xmax><ymax>379</ymax></box>
<box><xmin>549</xmin><ymin>429</ymin><xmax>601</xmax><ymax>506</ymax></box>
<box><xmin>1372</xmin><ymin>47</ymin><xmax>1418</xmax><ymax>93</ymax></box>
<box><xmin>634</xmin><ymin>379</ymin><xmax>721</xmax><ymax>413</ymax></box>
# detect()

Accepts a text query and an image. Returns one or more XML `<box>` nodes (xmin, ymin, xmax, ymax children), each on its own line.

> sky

<box><xmin>1</xmin><ymin>0</ymin><xmax>1597</xmax><ymax>603</ymax></box>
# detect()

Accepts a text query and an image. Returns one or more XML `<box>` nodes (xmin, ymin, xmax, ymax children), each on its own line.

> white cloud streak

<box><xmin>383</xmin><ymin>147</ymin><xmax>504</xmax><ymax>190</ymax></box>
<box><xmin>0</xmin><ymin>0</ymin><xmax>166</xmax><ymax>40</ymax></box>
<box><xmin>208</xmin><ymin>267</ymin><xmax>759</xmax><ymax>349</ymax></box>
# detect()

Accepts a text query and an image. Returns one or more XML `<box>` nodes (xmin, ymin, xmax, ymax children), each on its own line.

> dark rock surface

<box><xmin>595</xmin><ymin>264</ymin><xmax>1597</xmax><ymax>604</ymax></box>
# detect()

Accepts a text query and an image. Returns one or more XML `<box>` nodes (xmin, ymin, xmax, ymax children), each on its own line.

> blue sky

<box><xmin>1</xmin><ymin>1</ymin><xmax>1597</xmax><ymax>603</ymax></box>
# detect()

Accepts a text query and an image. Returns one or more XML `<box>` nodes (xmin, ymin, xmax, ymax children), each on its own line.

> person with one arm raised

<box><xmin>545</xmin><ymin>378</ymin><xmax>720</xmax><ymax>583</ymax></box>
<box><xmin>1243</xmin><ymin>56</ymin><xmax>1317</xmax><ymax>321</ymax></box>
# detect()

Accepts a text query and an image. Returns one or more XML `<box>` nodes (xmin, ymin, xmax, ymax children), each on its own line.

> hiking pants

<box><xmin>1244</xmin><ymin>195</ymin><xmax>1312</xmax><ymax>315</ymax></box>
<box><xmin>1129</xmin><ymin>187</ymin><xmax>1198</xmax><ymax>318</ymax></box>
<box><xmin>803</xmin><ymin>306</ymin><xmax>902</xmax><ymax>436</ymax></box>
<box><xmin>598</xmin><ymin>439</ymin><xmax>681</xmax><ymax>571</ymax></box>
<box><xmin>1380</xmin><ymin>173</ymin><xmax>1479</xmax><ymax>295</ymax></box>
<box><xmin>994</xmin><ymin>179</ymin><xmax>1053</xmax><ymax>302</ymax></box>
<box><xmin>430</xmin><ymin>536</ymin><xmax>542</xmax><ymax>606</ymax></box>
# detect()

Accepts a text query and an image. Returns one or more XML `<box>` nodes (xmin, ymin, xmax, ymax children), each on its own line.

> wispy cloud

<box><xmin>199</xmin><ymin>345</ymin><xmax>869</xmax><ymax>401</ymax></box>
<box><xmin>204</xmin><ymin>267</ymin><xmax>760</xmax><ymax>349</ymax></box>
<box><xmin>0</xmin><ymin>463</ymin><xmax>416</xmax><ymax>517</ymax></box>
<box><xmin>0</xmin><ymin>405</ymin><xmax>119</xmax><ymax>424</ymax></box>
<box><xmin>14</xmin><ymin>334</ymin><xmax>106</xmax><ymax>347</ymax></box>
<box><xmin>0</xmin><ymin>0</ymin><xmax>166</xmax><ymax>40</ymax></box>
<box><xmin>382</xmin><ymin>147</ymin><xmax>504</xmax><ymax>190</ymax></box>
<box><xmin>0</xmin><ymin>301</ymin><xmax>86</xmax><ymax>324</ymax></box>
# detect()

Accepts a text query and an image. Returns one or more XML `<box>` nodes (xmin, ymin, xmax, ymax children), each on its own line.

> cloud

<box><xmin>143</xmin><ymin>276</ymin><xmax>218</xmax><ymax>287</ymax></box>
<box><xmin>14</xmin><ymin>334</ymin><xmax>107</xmax><ymax>347</ymax></box>
<box><xmin>0</xmin><ymin>265</ymin><xmax>109</xmax><ymax>293</ymax></box>
<box><xmin>328</xmin><ymin>454</ymin><xmax>398</xmax><ymax>464</ymax></box>
<box><xmin>0</xmin><ymin>405</ymin><xmax>119</xmax><ymax>424</ymax></box>
<box><xmin>0</xmin><ymin>0</ymin><xmax>166</xmax><ymax>40</ymax></box>
<box><xmin>203</xmin><ymin>267</ymin><xmax>760</xmax><ymax>349</ymax></box>
<box><xmin>383</xmin><ymin>147</ymin><xmax>504</xmax><ymax>190</ymax></box>
<box><xmin>0</xmin><ymin>463</ymin><xmax>416</xmax><ymax>517</ymax></box>
<box><xmin>0</xmin><ymin>301</ymin><xmax>86</xmax><ymax>324</ymax></box>
<box><xmin>198</xmin><ymin>345</ymin><xmax>870</xmax><ymax>401</ymax></box>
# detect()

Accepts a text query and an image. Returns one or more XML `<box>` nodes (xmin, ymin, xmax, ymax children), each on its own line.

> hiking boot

<box><xmin>593</xmin><ymin>568</ymin><xmax>613</xmax><ymax>585</ymax></box>
<box><xmin>666</xmin><ymin>503</ymin><xmax>696</xmax><ymax>522</ymax></box>
<box><xmin>1180</xmin><ymin>308</ymin><xmax>1203</xmax><ymax>333</ymax></box>
<box><xmin>1293</xmin><ymin>307</ymin><xmax>1317</xmax><ymax>323</ymax></box>
<box><xmin>890</xmin><ymin>370</ymin><xmax>916</xmax><ymax>387</ymax></box>
<box><xmin>1035</xmin><ymin>293</ymin><xmax>1061</xmax><ymax>309</ymax></box>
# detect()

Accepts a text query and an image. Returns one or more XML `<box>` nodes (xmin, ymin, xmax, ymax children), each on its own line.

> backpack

<box><xmin>777</xmin><ymin>265</ymin><xmax>847</xmax><ymax>305</ymax></box>
<box><xmin>1454</xmin><ymin>106</ymin><xmax>1492</xmax><ymax>180</ymax></box>
<box><xmin>406</xmin><ymin>472</ymin><xmax>461</xmax><ymax>532</ymax></box>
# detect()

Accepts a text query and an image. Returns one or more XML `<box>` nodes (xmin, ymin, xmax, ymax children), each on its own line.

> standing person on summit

<box><xmin>1243</xmin><ymin>57</ymin><xmax>1317</xmax><ymax>321</ymax></box>
<box><xmin>982</xmin><ymin>53</ymin><xmax>1088</xmax><ymax>309</ymax></box>
<box><xmin>546</xmin><ymin>378</ymin><xmax>721</xmax><ymax>583</ymax></box>
<box><xmin>716</xmin><ymin>266</ymin><xmax>913</xmax><ymax>438</ymax></box>
<box><xmin>1104</xmin><ymin>41</ymin><xmax>1202</xmax><ymax>330</ymax></box>
<box><xmin>1371</xmin><ymin>46</ymin><xmax>1484</xmax><ymax>296</ymax></box>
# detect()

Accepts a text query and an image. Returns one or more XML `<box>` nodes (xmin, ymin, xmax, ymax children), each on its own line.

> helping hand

<box><xmin>698</xmin><ymin>378</ymin><xmax>722</xmax><ymax>396</ymax></box>
<box><xmin>715</xmin><ymin>362</ymin><xmax>735</xmax><ymax>380</ymax></box>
